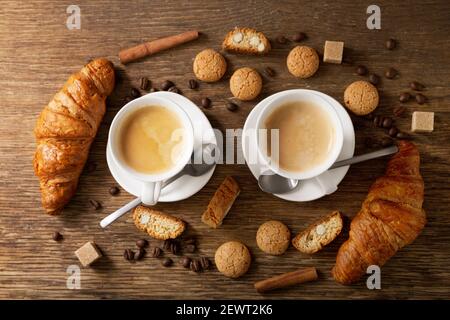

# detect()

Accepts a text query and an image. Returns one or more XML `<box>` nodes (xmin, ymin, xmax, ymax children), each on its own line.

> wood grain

<box><xmin>0</xmin><ymin>0</ymin><xmax>449</xmax><ymax>299</ymax></box>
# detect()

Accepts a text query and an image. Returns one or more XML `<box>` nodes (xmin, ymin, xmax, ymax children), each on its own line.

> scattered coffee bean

<box><xmin>264</xmin><ymin>66</ymin><xmax>276</xmax><ymax>77</ymax></box>
<box><xmin>382</xmin><ymin>117</ymin><xmax>393</xmax><ymax>128</ymax></box>
<box><xmin>369</xmin><ymin>74</ymin><xmax>380</xmax><ymax>85</ymax></box>
<box><xmin>292</xmin><ymin>32</ymin><xmax>306</xmax><ymax>42</ymax></box>
<box><xmin>89</xmin><ymin>199</ymin><xmax>102</xmax><ymax>210</ymax></box>
<box><xmin>386</xmin><ymin>38</ymin><xmax>396</xmax><ymax>50</ymax></box>
<box><xmin>130</xmin><ymin>87</ymin><xmax>140</xmax><ymax>98</ymax></box>
<box><xmin>163</xmin><ymin>240</ymin><xmax>172</xmax><ymax>250</ymax></box>
<box><xmin>188</xmin><ymin>79</ymin><xmax>198</xmax><ymax>89</ymax></box>
<box><xmin>140</xmin><ymin>77</ymin><xmax>150</xmax><ymax>91</ymax></box>
<box><xmin>161</xmin><ymin>80</ymin><xmax>174</xmax><ymax>91</ymax></box>
<box><xmin>356</xmin><ymin>65</ymin><xmax>368</xmax><ymax>76</ymax></box>
<box><xmin>199</xmin><ymin>257</ymin><xmax>211</xmax><ymax>270</ymax></box>
<box><xmin>226</xmin><ymin>101</ymin><xmax>238</xmax><ymax>112</ymax></box>
<box><xmin>151</xmin><ymin>247</ymin><xmax>162</xmax><ymax>258</ymax></box>
<box><xmin>124</xmin><ymin>249</ymin><xmax>135</xmax><ymax>261</ymax></box>
<box><xmin>276</xmin><ymin>35</ymin><xmax>288</xmax><ymax>44</ymax></box>
<box><xmin>136</xmin><ymin>239</ymin><xmax>148</xmax><ymax>248</ymax></box>
<box><xmin>85</xmin><ymin>161</ymin><xmax>97</xmax><ymax>173</ymax></box>
<box><xmin>168</xmin><ymin>86</ymin><xmax>180</xmax><ymax>94</ymax></box>
<box><xmin>393</xmin><ymin>106</ymin><xmax>406</xmax><ymax>117</ymax></box>
<box><xmin>399</xmin><ymin>92</ymin><xmax>411</xmax><ymax>103</ymax></box>
<box><xmin>180</xmin><ymin>257</ymin><xmax>191</xmax><ymax>268</ymax></box>
<box><xmin>109</xmin><ymin>186</ymin><xmax>120</xmax><ymax>196</ymax></box>
<box><xmin>201</xmin><ymin>97</ymin><xmax>211</xmax><ymax>109</ymax></box>
<box><xmin>410</xmin><ymin>81</ymin><xmax>425</xmax><ymax>91</ymax></box>
<box><xmin>384</xmin><ymin>67</ymin><xmax>398</xmax><ymax>79</ymax></box>
<box><xmin>149</xmin><ymin>87</ymin><xmax>158</xmax><ymax>93</ymax></box>
<box><xmin>169</xmin><ymin>242</ymin><xmax>180</xmax><ymax>255</ymax></box>
<box><xmin>364</xmin><ymin>113</ymin><xmax>374</xmax><ymax>120</ymax></box>
<box><xmin>184</xmin><ymin>244</ymin><xmax>196</xmax><ymax>253</ymax></box>
<box><xmin>388</xmin><ymin>126</ymin><xmax>399</xmax><ymax>137</ymax></box>
<box><xmin>135</xmin><ymin>248</ymin><xmax>146</xmax><ymax>261</ymax></box>
<box><xmin>381</xmin><ymin>137</ymin><xmax>394</xmax><ymax>147</ymax></box>
<box><xmin>373</xmin><ymin>115</ymin><xmax>381</xmax><ymax>127</ymax></box>
<box><xmin>396</xmin><ymin>132</ymin><xmax>412</xmax><ymax>139</ymax></box>
<box><xmin>415</xmin><ymin>93</ymin><xmax>427</xmax><ymax>104</ymax></box>
<box><xmin>162</xmin><ymin>257</ymin><xmax>173</xmax><ymax>267</ymax></box>
<box><xmin>52</xmin><ymin>231</ymin><xmax>63</xmax><ymax>241</ymax></box>
<box><xmin>190</xmin><ymin>259</ymin><xmax>202</xmax><ymax>273</ymax></box>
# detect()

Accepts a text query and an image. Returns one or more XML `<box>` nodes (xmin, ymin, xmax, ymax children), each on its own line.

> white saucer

<box><xmin>242</xmin><ymin>89</ymin><xmax>355</xmax><ymax>202</ymax></box>
<box><xmin>106</xmin><ymin>92</ymin><xmax>217</xmax><ymax>202</ymax></box>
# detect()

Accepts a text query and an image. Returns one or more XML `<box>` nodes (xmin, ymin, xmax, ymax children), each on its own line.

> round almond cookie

<box><xmin>215</xmin><ymin>241</ymin><xmax>251</xmax><ymax>278</ymax></box>
<box><xmin>256</xmin><ymin>220</ymin><xmax>291</xmax><ymax>255</ymax></box>
<box><xmin>287</xmin><ymin>46</ymin><xmax>320</xmax><ymax>78</ymax></box>
<box><xmin>344</xmin><ymin>80</ymin><xmax>379</xmax><ymax>115</ymax></box>
<box><xmin>193</xmin><ymin>49</ymin><xmax>227</xmax><ymax>82</ymax></box>
<box><xmin>229</xmin><ymin>67</ymin><xmax>262</xmax><ymax>101</ymax></box>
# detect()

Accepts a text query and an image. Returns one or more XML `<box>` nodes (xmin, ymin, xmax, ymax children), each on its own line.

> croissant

<box><xmin>332</xmin><ymin>141</ymin><xmax>426</xmax><ymax>284</ymax></box>
<box><xmin>33</xmin><ymin>58</ymin><xmax>115</xmax><ymax>214</ymax></box>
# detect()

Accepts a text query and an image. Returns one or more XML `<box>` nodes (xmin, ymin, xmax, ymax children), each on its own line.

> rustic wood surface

<box><xmin>0</xmin><ymin>0</ymin><xmax>449</xmax><ymax>299</ymax></box>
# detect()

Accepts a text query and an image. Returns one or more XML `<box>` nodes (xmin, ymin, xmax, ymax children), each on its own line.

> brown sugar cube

<box><xmin>323</xmin><ymin>41</ymin><xmax>344</xmax><ymax>64</ymax></box>
<box><xmin>75</xmin><ymin>241</ymin><xmax>102</xmax><ymax>267</ymax></box>
<box><xmin>411</xmin><ymin>111</ymin><xmax>434</xmax><ymax>132</ymax></box>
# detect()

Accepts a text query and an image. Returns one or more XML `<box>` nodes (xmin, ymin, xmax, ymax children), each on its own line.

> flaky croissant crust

<box><xmin>34</xmin><ymin>58</ymin><xmax>115</xmax><ymax>214</ymax></box>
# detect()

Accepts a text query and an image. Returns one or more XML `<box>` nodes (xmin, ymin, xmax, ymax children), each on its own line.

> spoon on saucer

<box><xmin>100</xmin><ymin>143</ymin><xmax>217</xmax><ymax>228</ymax></box>
<box><xmin>258</xmin><ymin>145</ymin><xmax>399</xmax><ymax>194</ymax></box>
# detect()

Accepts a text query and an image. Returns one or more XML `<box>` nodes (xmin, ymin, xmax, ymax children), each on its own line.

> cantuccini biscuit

<box><xmin>222</xmin><ymin>27</ymin><xmax>271</xmax><ymax>55</ymax></box>
<box><xmin>133</xmin><ymin>206</ymin><xmax>186</xmax><ymax>240</ymax></box>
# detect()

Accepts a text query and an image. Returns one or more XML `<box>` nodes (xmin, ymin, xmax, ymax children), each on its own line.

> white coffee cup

<box><xmin>108</xmin><ymin>94</ymin><xmax>194</xmax><ymax>205</ymax></box>
<box><xmin>255</xmin><ymin>90</ymin><xmax>344</xmax><ymax>181</ymax></box>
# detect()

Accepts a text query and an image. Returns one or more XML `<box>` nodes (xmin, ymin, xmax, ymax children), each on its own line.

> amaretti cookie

<box><xmin>287</xmin><ymin>46</ymin><xmax>320</xmax><ymax>78</ymax></box>
<box><xmin>292</xmin><ymin>211</ymin><xmax>343</xmax><ymax>254</ymax></box>
<box><xmin>344</xmin><ymin>80</ymin><xmax>379</xmax><ymax>115</ymax></box>
<box><xmin>193</xmin><ymin>49</ymin><xmax>227</xmax><ymax>82</ymax></box>
<box><xmin>133</xmin><ymin>206</ymin><xmax>186</xmax><ymax>240</ymax></box>
<box><xmin>256</xmin><ymin>220</ymin><xmax>291</xmax><ymax>255</ymax></box>
<box><xmin>222</xmin><ymin>27</ymin><xmax>271</xmax><ymax>55</ymax></box>
<box><xmin>229</xmin><ymin>67</ymin><xmax>262</xmax><ymax>101</ymax></box>
<box><xmin>215</xmin><ymin>241</ymin><xmax>251</xmax><ymax>278</ymax></box>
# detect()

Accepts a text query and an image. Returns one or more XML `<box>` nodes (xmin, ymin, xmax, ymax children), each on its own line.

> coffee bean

<box><xmin>384</xmin><ymin>67</ymin><xmax>398</xmax><ymax>79</ymax></box>
<box><xmin>184</xmin><ymin>244</ymin><xmax>196</xmax><ymax>253</ymax></box>
<box><xmin>292</xmin><ymin>32</ymin><xmax>306</xmax><ymax>42</ymax></box>
<box><xmin>373</xmin><ymin>116</ymin><xmax>381</xmax><ymax>127</ymax></box>
<box><xmin>85</xmin><ymin>161</ymin><xmax>97</xmax><ymax>173</ymax></box>
<box><xmin>149</xmin><ymin>87</ymin><xmax>158</xmax><ymax>93</ymax></box>
<box><xmin>369</xmin><ymin>74</ymin><xmax>380</xmax><ymax>86</ymax></box>
<box><xmin>130</xmin><ymin>87</ymin><xmax>140</xmax><ymax>98</ymax></box>
<box><xmin>410</xmin><ymin>81</ymin><xmax>425</xmax><ymax>91</ymax></box>
<box><xmin>393</xmin><ymin>106</ymin><xmax>406</xmax><ymax>117</ymax></box>
<box><xmin>124</xmin><ymin>249</ymin><xmax>135</xmax><ymax>261</ymax></box>
<box><xmin>135</xmin><ymin>248</ymin><xmax>146</xmax><ymax>261</ymax></box>
<box><xmin>162</xmin><ymin>257</ymin><xmax>173</xmax><ymax>267</ymax></box>
<box><xmin>382</xmin><ymin>117</ymin><xmax>393</xmax><ymax>128</ymax></box>
<box><xmin>52</xmin><ymin>231</ymin><xmax>63</xmax><ymax>241</ymax></box>
<box><xmin>199</xmin><ymin>257</ymin><xmax>211</xmax><ymax>270</ymax></box>
<box><xmin>169</xmin><ymin>242</ymin><xmax>180</xmax><ymax>255</ymax></box>
<box><xmin>356</xmin><ymin>65</ymin><xmax>368</xmax><ymax>76</ymax></box>
<box><xmin>264</xmin><ymin>66</ymin><xmax>276</xmax><ymax>77</ymax></box>
<box><xmin>151</xmin><ymin>247</ymin><xmax>162</xmax><ymax>258</ymax></box>
<box><xmin>109</xmin><ymin>186</ymin><xmax>120</xmax><ymax>196</ymax></box>
<box><xmin>188</xmin><ymin>79</ymin><xmax>198</xmax><ymax>89</ymax></box>
<box><xmin>136</xmin><ymin>239</ymin><xmax>148</xmax><ymax>248</ymax></box>
<box><xmin>388</xmin><ymin>127</ymin><xmax>399</xmax><ymax>137</ymax></box>
<box><xmin>168</xmin><ymin>86</ymin><xmax>180</xmax><ymax>94</ymax></box>
<box><xmin>226</xmin><ymin>101</ymin><xmax>238</xmax><ymax>112</ymax></box>
<box><xmin>396</xmin><ymin>132</ymin><xmax>412</xmax><ymax>139</ymax></box>
<box><xmin>399</xmin><ymin>92</ymin><xmax>411</xmax><ymax>103</ymax></box>
<box><xmin>381</xmin><ymin>137</ymin><xmax>393</xmax><ymax>147</ymax></box>
<box><xmin>161</xmin><ymin>80</ymin><xmax>174</xmax><ymax>91</ymax></box>
<box><xmin>89</xmin><ymin>199</ymin><xmax>102</xmax><ymax>210</ymax></box>
<box><xmin>386</xmin><ymin>38</ymin><xmax>396</xmax><ymax>50</ymax></box>
<box><xmin>201</xmin><ymin>97</ymin><xmax>211</xmax><ymax>109</ymax></box>
<box><xmin>163</xmin><ymin>240</ymin><xmax>172</xmax><ymax>251</ymax></box>
<box><xmin>180</xmin><ymin>257</ymin><xmax>191</xmax><ymax>268</ymax></box>
<box><xmin>276</xmin><ymin>35</ymin><xmax>288</xmax><ymax>44</ymax></box>
<box><xmin>415</xmin><ymin>93</ymin><xmax>427</xmax><ymax>104</ymax></box>
<box><xmin>190</xmin><ymin>259</ymin><xmax>202</xmax><ymax>273</ymax></box>
<box><xmin>140</xmin><ymin>77</ymin><xmax>151</xmax><ymax>91</ymax></box>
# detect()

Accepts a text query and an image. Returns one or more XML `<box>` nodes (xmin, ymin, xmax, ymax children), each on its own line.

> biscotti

<box><xmin>222</xmin><ymin>27</ymin><xmax>271</xmax><ymax>55</ymax></box>
<box><xmin>133</xmin><ymin>206</ymin><xmax>186</xmax><ymax>240</ymax></box>
<box><xmin>201</xmin><ymin>176</ymin><xmax>240</xmax><ymax>228</ymax></box>
<box><xmin>292</xmin><ymin>211</ymin><xmax>343</xmax><ymax>254</ymax></box>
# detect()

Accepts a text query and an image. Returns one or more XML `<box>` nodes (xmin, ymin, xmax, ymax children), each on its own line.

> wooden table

<box><xmin>0</xmin><ymin>0</ymin><xmax>449</xmax><ymax>299</ymax></box>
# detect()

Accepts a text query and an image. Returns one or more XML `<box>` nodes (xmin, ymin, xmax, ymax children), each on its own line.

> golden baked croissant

<box><xmin>332</xmin><ymin>141</ymin><xmax>426</xmax><ymax>284</ymax></box>
<box><xmin>34</xmin><ymin>58</ymin><xmax>115</xmax><ymax>214</ymax></box>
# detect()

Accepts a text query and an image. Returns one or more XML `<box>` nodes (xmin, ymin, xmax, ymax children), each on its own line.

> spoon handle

<box><xmin>100</xmin><ymin>197</ymin><xmax>142</xmax><ymax>228</ymax></box>
<box><xmin>330</xmin><ymin>145</ymin><xmax>398</xmax><ymax>169</ymax></box>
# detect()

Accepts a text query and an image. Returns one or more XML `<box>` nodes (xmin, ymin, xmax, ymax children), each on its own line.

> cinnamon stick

<box><xmin>254</xmin><ymin>267</ymin><xmax>318</xmax><ymax>293</ymax></box>
<box><xmin>119</xmin><ymin>30</ymin><xmax>199</xmax><ymax>64</ymax></box>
